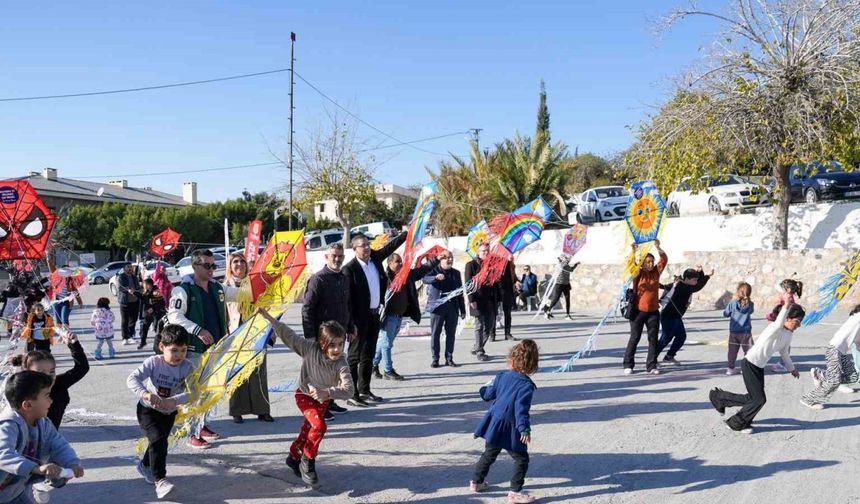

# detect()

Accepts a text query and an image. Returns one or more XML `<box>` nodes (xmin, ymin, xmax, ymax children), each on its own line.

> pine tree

<box><xmin>536</xmin><ymin>79</ymin><xmax>550</xmax><ymax>139</ymax></box>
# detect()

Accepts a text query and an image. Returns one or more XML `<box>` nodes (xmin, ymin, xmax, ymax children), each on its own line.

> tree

<box><xmin>565</xmin><ymin>153</ymin><xmax>614</xmax><ymax>194</ymax></box>
<box><xmin>388</xmin><ymin>196</ymin><xmax>418</xmax><ymax>229</ymax></box>
<box><xmin>494</xmin><ymin>132</ymin><xmax>570</xmax><ymax>214</ymax></box>
<box><xmin>537</xmin><ymin>79</ymin><xmax>550</xmax><ymax>138</ymax></box>
<box><xmin>292</xmin><ymin>113</ymin><xmax>377</xmax><ymax>247</ymax></box>
<box><xmin>631</xmin><ymin>0</ymin><xmax>860</xmax><ymax>249</ymax></box>
<box><xmin>430</xmin><ymin>140</ymin><xmax>498</xmax><ymax>236</ymax></box>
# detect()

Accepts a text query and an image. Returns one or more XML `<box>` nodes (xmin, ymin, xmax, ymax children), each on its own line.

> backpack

<box><xmin>620</xmin><ymin>288</ymin><xmax>637</xmax><ymax>320</ymax></box>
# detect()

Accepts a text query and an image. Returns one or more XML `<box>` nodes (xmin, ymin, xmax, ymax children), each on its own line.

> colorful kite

<box><xmin>49</xmin><ymin>267</ymin><xmax>86</xmax><ymax>302</ymax></box>
<box><xmin>149</xmin><ymin>228</ymin><xmax>181</xmax><ymax>257</ymax></box>
<box><xmin>803</xmin><ymin>250</ymin><xmax>860</xmax><ymax>325</ymax></box>
<box><xmin>625</xmin><ymin>181</ymin><xmax>666</xmax><ymax>245</ymax></box>
<box><xmin>239</xmin><ymin>230</ymin><xmax>308</xmax><ymax>320</ymax></box>
<box><xmin>0</xmin><ymin>181</ymin><xmax>56</xmax><ymax>260</ymax></box>
<box><xmin>562</xmin><ymin>224</ymin><xmax>588</xmax><ymax>257</ymax></box>
<box><xmin>137</xmin><ymin>308</ymin><xmax>282</xmax><ymax>454</ymax></box>
<box><xmin>466</xmin><ymin>220</ymin><xmax>492</xmax><ymax>260</ymax></box>
<box><xmin>370</xmin><ymin>233</ymin><xmax>390</xmax><ymax>250</ymax></box>
<box><xmin>388</xmin><ymin>181</ymin><xmax>437</xmax><ymax>294</ymax></box>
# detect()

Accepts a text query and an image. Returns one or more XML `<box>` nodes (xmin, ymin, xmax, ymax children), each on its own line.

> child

<box><xmin>126</xmin><ymin>325</ymin><xmax>194</xmax><ymax>500</ymax></box>
<box><xmin>257</xmin><ymin>309</ymin><xmax>354</xmax><ymax>486</ymax></box>
<box><xmin>0</xmin><ymin>371</ymin><xmax>84</xmax><ymax>504</ymax></box>
<box><xmin>709</xmin><ymin>304</ymin><xmax>805</xmax><ymax>433</ymax></box>
<box><xmin>470</xmin><ymin>339</ymin><xmax>539</xmax><ymax>504</ymax></box>
<box><xmin>656</xmin><ymin>266</ymin><xmax>711</xmax><ymax>365</ymax></box>
<box><xmin>137</xmin><ymin>279</ymin><xmax>166</xmax><ymax>350</ymax></box>
<box><xmin>799</xmin><ymin>304</ymin><xmax>860</xmax><ymax>409</ymax></box>
<box><xmin>90</xmin><ymin>297</ymin><xmax>115</xmax><ymax>360</ymax></box>
<box><xmin>11</xmin><ymin>334</ymin><xmax>89</xmax><ymax>430</ymax></box>
<box><xmin>766</xmin><ymin>279</ymin><xmax>802</xmax><ymax>372</ymax></box>
<box><xmin>21</xmin><ymin>304</ymin><xmax>54</xmax><ymax>354</ymax></box>
<box><xmin>723</xmin><ymin>282</ymin><xmax>755</xmax><ymax>375</ymax></box>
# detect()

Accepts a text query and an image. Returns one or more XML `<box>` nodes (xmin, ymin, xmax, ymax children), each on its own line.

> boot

<box><xmin>372</xmin><ymin>365</ymin><xmax>382</xmax><ymax>379</ymax></box>
<box><xmin>300</xmin><ymin>457</ymin><xmax>318</xmax><ymax>485</ymax></box>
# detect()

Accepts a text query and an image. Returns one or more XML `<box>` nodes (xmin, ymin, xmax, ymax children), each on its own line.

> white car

<box><xmin>175</xmin><ymin>254</ymin><xmax>228</xmax><ymax>280</ymax></box>
<box><xmin>667</xmin><ymin>175</ymin><xmax>770</xmax><ymax>216</ymax></box>
<box><xmin>568</xmin><ymin>186</ymin><xmax>629</xmax><ymax>224</ymax></box>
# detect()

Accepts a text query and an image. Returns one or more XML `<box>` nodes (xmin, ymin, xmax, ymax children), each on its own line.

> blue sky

<box><xmin>0</xmin><ymin>1</ymin><xmax>721</xmax><ymax>202</ymax></box>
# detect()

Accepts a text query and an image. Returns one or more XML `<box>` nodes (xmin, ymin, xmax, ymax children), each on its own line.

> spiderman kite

<box><xmin>0</xmin><ymin>181</ymin><xmax>56</xmax><ymax>260</ymax></box>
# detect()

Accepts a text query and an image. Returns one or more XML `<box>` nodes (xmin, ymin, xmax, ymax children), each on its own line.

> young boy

<box><xmin>21</xmin><ymin>304</ymin><xmax>55</xmax><ymax>354</ymax></box>
<box><xmin>0</xmin><ymin>371</ymin><xmax>84</xmax><ymax>504</ymax></box>
<box><xmin>656</xmin><ymin>266</ymin><xmax>711</xmax><ymax>365</ymax></box>
<box><xmin>709</xmin><ymin>303</ymin><xmax>805</xmax><ymax>433</ymax></box>
<box><xmin>127</xmin><ymin>325</ymin><xmax>194</xmax><ymax>499</ymax></box>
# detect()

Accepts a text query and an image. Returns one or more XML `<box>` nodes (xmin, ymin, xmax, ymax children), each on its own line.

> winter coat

<box><xmin>474</xmin><ymin>370</ymin><xmax>535</xmax><ymax>453</ymax></box>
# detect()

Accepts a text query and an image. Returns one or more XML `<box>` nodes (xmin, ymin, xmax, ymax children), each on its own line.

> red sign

<box><xmin>245</xmin><ymin>220</ymin><xmax>263</xmax><ymax>263</ymax></box>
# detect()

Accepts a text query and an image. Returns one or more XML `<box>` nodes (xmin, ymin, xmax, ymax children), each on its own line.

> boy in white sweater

<box><xmin>800</xmin><ymin>305</ymin><xmax>860</xmax><ymax>409</ymax></box>
<box><xmin>709</xmin><ymin>304</ymin><xmax>805</xmax><ymax>433</ymax></box>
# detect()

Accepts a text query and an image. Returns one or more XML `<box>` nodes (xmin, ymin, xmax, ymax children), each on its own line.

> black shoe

<box><xmin>137</xmin><ymin>342</ymin><xmax>147</xmax><ymax>350</ymax></box>
<box><xmin>477</xmin><ymin>353</ymin><xmax>490</xmax><ymax>362</ymax></box>
<box><xmin>328</xmin><ymin>402</ymin><xmax>347</xmax><ymax>414</ymax></box>
<box><xmin>361</xmin><ymin>392</ymin><xmax>383</xmax><ymax>403</ymax></box>
<box><xmin>470</xmin><ymin>349</ymin><xmax>477</xmax><ymax>355</ymax></box>
<box><xmin>300</xmin><ymin>457</ymin><xmax>318</xmax><ymax>485</ymax></box>
<box><xmin>431</xmin><ymin>361</ymin><xmax>440</xmax><ymax>368</ymax></box>
<box><xmin>347</xmin><ymin>397</ymin><xmax>369</xmax><ymax>408</ymax></box>
<box><xmin>383</xmin><ymin>370</ymin><xmax>404</xmax><ymax>381</ymax></box>
<box><xmin>490</xmin><ymin>335</ymin><xmax>497</xmax><ymax>342</ymax></box>
<box><xmin>232</xmin><ymin>415</ymin><xmax>244</xmax><ymax>424</ymax></box>
<box><xmin>286</xmin><ymin>456</ymin><xmax>301</xmax><ymax>478</ymax></box>
<box><xmin>372</xmin><ymin>365</ymin><xmax>382</xmax><ymax>379</ymax></box>
<box><xmin>504</xmin><ymin>333</ymin><xmax>517</xmax><ymax>341</ymax></box>
<box><xmin>709</xmin><ymin>388</ymin><xmax>726</xmax><ymax>416</ymax></box>
<box><xmin>324</xmin><ymin>410</ymin><xmax>335</xmax><ymax>421</ymax></box>
<box><xmin>258</xmin><ymin>414</ymin><xmax>274</xmax><ymax>422</ymax></box>
<box><xmin>445</xmin><ymin>358</ymin><xmax>459</xmax><ymax>368</ymax></box>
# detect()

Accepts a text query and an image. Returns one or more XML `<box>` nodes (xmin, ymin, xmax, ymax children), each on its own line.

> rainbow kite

<box><xmin>625</xmin><ymin>181</ymin><xmax>666</xmax><ymax>245</ymax></box>
<box><xmin>388</xmin><ymin>182</ymin><xmax>437</xmax><ymax>294</ymax></box>
<box><xmin>804</xmin><ymin>249</ymin><xmax>860</xmax><ymax>325</ymax></box>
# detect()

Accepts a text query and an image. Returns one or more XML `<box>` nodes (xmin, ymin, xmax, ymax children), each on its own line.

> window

<box><xmin>324</xmin><ymin>233</ymin><xmax>341</xmax><ymax>245</ymax></box>
<box><xmin>308</xmin><ymin>237</ymin><xmax>322</xmax><ymax>249</ymax></box>
<box><xmin>318</xmin><ymin>203</ymin><xmax>325</xmax><ymax>213</ymax></box>
<box><xmin>678</xmin><ymin>181</ymin><xmax>691</xmax><ymax>192</ymax></box>
<box><xmin>586</xmin><ymin>192</ymin><xmax>597</xmax><ymax>202</ymax></box>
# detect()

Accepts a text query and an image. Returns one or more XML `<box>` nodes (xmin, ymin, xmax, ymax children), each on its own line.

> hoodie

<box><xmin>0</xmin><ymin>408</ymin><xmax>79</xmax><ymax>502</ymax></box>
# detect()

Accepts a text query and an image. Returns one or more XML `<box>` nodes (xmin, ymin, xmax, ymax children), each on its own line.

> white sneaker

<box><xmin>837</xmin><ymin>384</ymin><xmax>855</xmax><ymax>394</ymax></box>
<box><xmin>649</xmin><ymin>369</ymin><xmax>660</xmax><ymax>375</ymax></box>
<box><xmin>123</xmin><ymin>339</ymin><xmax>132</xmax><ymax>346</ymax></box>
<box><xmin>623</xmin><ymin>368</ymin><xmax>633</xmax><ymax>375</ymax></box>
<box><xmin>800</xmin><ymin>398</ymin><xmax>824</xmax><ymax>410</ymax></box>
<box><xmin>31</xmin><ymin>485</ymin><xmax>50</xmax><ymax>504</ymax></box>
<box><xmin>810</xmin><ymin>368</ymin><xmax>822</xmax><ymax>389</ymax></box>
<box><xmin>725</xmin><ymin>368</ymin><xmax>739</xmax><ymax>376</ymax></box>
<box><xmin>155</xmin><ymin>479</ymin><xmax>175</xmax><ymax>499</ymax></box>
<box><xmin>565</xmin><ymin>315</ymin><xmax>574</xmax><ymax>320</ymax></box>
<box><xmin>725</xmin><ymin>422</ymin><xmax>753</xmax><ymax>434</ymax></box>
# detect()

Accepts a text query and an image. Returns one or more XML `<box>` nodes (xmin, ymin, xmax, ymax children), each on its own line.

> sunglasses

<box><xmin>195</xmin><ymin>263</ymin><xmax>218</xmax><ymax>270</ymax></box>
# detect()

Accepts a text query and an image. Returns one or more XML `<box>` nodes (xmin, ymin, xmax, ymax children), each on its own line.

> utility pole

<box><xmin>288</xmin><ymin>31</ymin><xmax>296</xmax><ymax>231</ymax></box>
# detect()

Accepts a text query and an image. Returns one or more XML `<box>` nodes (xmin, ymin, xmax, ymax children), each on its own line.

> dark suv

<box><xmin>789</xmin><ymin>163</ymin><xmax>860</xmax><ymax>204</ymax></box>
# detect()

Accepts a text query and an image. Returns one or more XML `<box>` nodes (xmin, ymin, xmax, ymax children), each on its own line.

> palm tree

<box><xmin>429</xmin><ymin>140</ymin><xmax>498</xmax><ymax>236</ymax></box>
<box><xmin>493</xmin><ymin>131</ymin><xmax>570</xmax><ymax>215</ymax></box>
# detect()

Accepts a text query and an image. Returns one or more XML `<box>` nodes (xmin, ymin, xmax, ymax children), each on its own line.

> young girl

<box><xmin>22</xmin><ymin>303</ymin><xmax>55</xmax><ymax>353</ymax></box>
<box><xmin>766</xmin><ymin>279</ymin><xmax>802</xmax><ymax>372</ymax></box>
<box><xmin>709</xmin><ymin>303</ymin><xmax>805</xmax><ymax>433</ymax></box>
<box><xmin>258</xmin><ymin>309</ymin><xmax>354</xmax><ymax>486</ymax></box>
<box><xmin>470</xmin><ymin>339</ymin><xmax>539</xmax><ymax>504</ymax></box>
<box><xmin>11</xmin><ymin>333</ymin><xmax>89</xmax><ymax>429</ymax></box>
<box><xmin>799</xmin><ymin>304</ymin><xmax>860</xmax><ymax>409</ymax></box>
<box><xmin>91</xmin><ymin>297</ymin><xmax>116</xmax><ymax>360</ymax></box>
<box><xmin>723</xmin><ymin>282</ymin><xmax>755</xmax><ymax>375</ymax></box>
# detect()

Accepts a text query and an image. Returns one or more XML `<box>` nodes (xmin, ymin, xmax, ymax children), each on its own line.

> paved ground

<box><xmin>32</xmin><ymin>285</ymin><xmax>860</xmax><ymax>503</ymax></box>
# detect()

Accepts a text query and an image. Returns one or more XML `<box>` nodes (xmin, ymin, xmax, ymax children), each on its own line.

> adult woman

<box><xmin>622</xmin><ymin>239</ymin><xmax>667</xmax><ymax>375</ymax></box>
<box><xmin>224</xmin><ymin>252</ymin><xmax>274</xmax><ymax>423</ymax></box>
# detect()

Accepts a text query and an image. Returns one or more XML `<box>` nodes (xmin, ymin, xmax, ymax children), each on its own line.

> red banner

<box><xmin>245</xmin><ymin>220</ymin><xmax>263</xmax><ymax>263</ymax></box>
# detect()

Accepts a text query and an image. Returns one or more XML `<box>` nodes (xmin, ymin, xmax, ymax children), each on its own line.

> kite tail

<box><xmin>388</xmin><ymin>247</ymin><xmax>416</xmax><ymax>294</ymax></box>
<box><xmin>473</xmin><ymin>252</ymin><xmax>509</xmax><ymax>288</ymax></box>
<box><xmin>533</xmin><ymin>269</ymin><xmax>561</xmax><ymax>318</ymax></box>
<box><xmin>437</xmin><ymin>280</ymin><xmax>476</xmax><ymax>306</ymax></box>
<box><xmin>268</xmin><ymin>380</ymin><xmax>299</xmax><ymax>393</ymax></box>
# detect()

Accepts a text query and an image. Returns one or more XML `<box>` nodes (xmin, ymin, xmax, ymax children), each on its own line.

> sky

<box><xmin>0</xmin><ymin>1</ymin><xmax>723</xmax><ymax>203</ymax></box>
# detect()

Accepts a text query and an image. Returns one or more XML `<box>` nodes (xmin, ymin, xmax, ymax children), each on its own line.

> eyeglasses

<box><xmin>195</xmin><ymin>263</ymin><xmax>217</xmax><ymax>270</ymax></box>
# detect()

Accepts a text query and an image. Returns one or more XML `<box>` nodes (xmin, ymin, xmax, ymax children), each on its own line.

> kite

<box><xmin>803</xmin><ymin>250</ymin><xmax>860</xmax><ymax>326</ymax></box>
<box><xmin>137</xmin><ymin>308</ymin><xmax>282</xmax><ymax>454</ymax></box>
<box><xmin>49</xmin><ymin>267</ymin><xmax>87</xmax><ymax>302</ymax></box>
<box><xmin>238</xmin><ymin>230</ymin><xmax>308</xmax><ymax>320</ymax></box>
<box><xmin>149</xmin><ymin>228</ymin><xmax>181</xmax><ymax>257</ymax></box>
<box><xmin>563</xmin><ymin>224</ymin><xmax>588</xmax><ymax>257</ymax></box>
<box><xmin>387</xmin><ymin>181</ymin><xmax>437</xmax><ymax>295</ymax></box>
<box><xmin>466</xmin><ymin>220</ymin><xmax>492</xmax><ymax>260</ymax></box>
<box><xmin>625</xmin><ymin>181</ymin><xmax>666</xmax><ymax>245</ymax></box>
<box><xmin>0</xmin><ymin>181</ymin><xmax>56</xmax><ymax>260</ymax></box>
<box><xmin>370</xmin><ymin>233</ymin><xmax>390</xmax><ymax>250</ymax></box>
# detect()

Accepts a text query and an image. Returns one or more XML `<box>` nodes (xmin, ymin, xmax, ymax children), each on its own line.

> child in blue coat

<box><xmin>470</xmin><ymin>339</ymin><xmax>538</xmax><ymax>504</ymax></box>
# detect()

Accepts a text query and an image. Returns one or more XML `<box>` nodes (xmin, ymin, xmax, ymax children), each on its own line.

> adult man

<box><xmin>518</xmin><ymin>265</ymin><xmax>539</xmax><ymax>311</ymax></box>
<box><xmin>424</xmin><ymin>250</ymin><xmax>466</xmax><ymax>367</ymax></box>
<box><xmin>496</xmin><ymin>260</ymin><xmax>520</xmax><ymax>341</ymax></box>
<box><xmin>167</xmin><ymin>249</ymin><xmax>236</xmax><ymax>449</ymax></box>
<box><xmin>341</xmin><ymin>232</ymin><xmax>407</xmax><ymax>407</ymax></box>
<box><xmin>465</xmin><ymin>243</ymin><xmax>498</xmax><ymax>361</ymax></box>
<box><xmin>372</xmin><ymin>252</ymin><xmax>439</xmax><ymax>380</ymax></box>
<box><xmin>117</xmin><ymin>263</ymin><xmax>141</xmax><ymax>346</ymax></box>
<box><xmin>301</xmin><ymin>243</ymin><xmax>352</xmax><ymax>418</ymax></box>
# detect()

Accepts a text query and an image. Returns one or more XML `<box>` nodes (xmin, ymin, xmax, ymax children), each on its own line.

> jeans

<box><xmin>473</xmin><ymin>442</ymin><xmax>529</xmax><ymax>492</ymax></box>
<box><xmin>656</xmin><ymin>316</ymin><xmax>687</xmax><ymax>359</ymax></box>
<box><xmin>53</xmin><ymin>301</ymin><xmax>71</xmax><ymax>326</ymax></box>
<box><xmin>27</xmin><ymin>339</ymin><xmax>51</xmax><ymax>353</ymax></box>
<box><xmin>373</xmin><ymin>315</ymin><xmax>402</xmax><ymax>373</ymax></box>
<box><xmin>430</xmin><ymin>306</ymin><xmax>458</xmax><ymax>362</ymax></box>
<box><xmin>623</xmin><ymin>310</ymin><xmax>659</xmax><ymax>371</ymax></box>
<box><xmin>137</xmin><ymin>403</ymin><xmax>177</xmax><ymax>480</ymax></box>
<box><xmin>518</xmin><ymin>293</ymin><xmax>538</xmax><ymax>311</ymax></box>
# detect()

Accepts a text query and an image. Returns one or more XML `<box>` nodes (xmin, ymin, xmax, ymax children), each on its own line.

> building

<box><xmin>12</xmin><ymin>168</ymin><xmax>197</xmax><ymax>211</ymax></box>
<box><xmin>313</xmin><ymin>183</ymin><xmax>418</xmax><ymax>221</ymax></box>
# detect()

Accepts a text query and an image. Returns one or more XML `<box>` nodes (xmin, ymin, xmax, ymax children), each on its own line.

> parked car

<box><xmin>86</xmin><ymin>261</ymin><xmax>131</xmax><ymax>285</ymax></box>
<box><xmin>667</xmin><ymin>175</ymin><xmax>770</xmax><ymax>216</ymax></box>
<box><xmin>174</xmin><ymin>253</ymin><xmax>227</xmax><ymax>280</ymax></box>
<box><xmin>305</xmin><ymin>229</ymin><xmax>369</xmax><ymax>251</ymax></box>
<box><xmin>789</xmin><ymin>163</ymin><xmax>860</xmax><ymax>204</ymax></box>
<box><xmin>351</xmin><ymin>221</ymin><xmax>393</xmax><ymax>238</ymax></box>
<box><xmin>568</xmin><ymin>186</ymin><xmax>629</xmax><ymax>224</ymax></box>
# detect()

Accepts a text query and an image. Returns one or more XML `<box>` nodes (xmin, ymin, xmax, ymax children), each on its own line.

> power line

<box><xmin>0</xmin><ymin>68</ymin><xmax>291</xmax><ymax>102</ymax></box>
<box><xmin>357</xmin><ymin>131</ymin><xmax>466</xmax><ymax>153</ymax></box>
<box><xmin>293</xmin><ymin>70</ymin><xmax>450</xmax><ymax>157</ymax></box>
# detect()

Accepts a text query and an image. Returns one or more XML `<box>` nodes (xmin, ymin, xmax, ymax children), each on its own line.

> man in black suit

<box><xmin>341</xmin><ymin>232</ymin><xmax>407</xmax><ymax>406</ymax></box>
<box><xmin>465</xmin><ymin>242</ymin><xmax>498</xmax><ymax>361</ymax></box>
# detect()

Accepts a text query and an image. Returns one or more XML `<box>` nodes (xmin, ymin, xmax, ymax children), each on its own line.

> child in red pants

<box><xmin>259</xmin><ymin>309</ymin><xmax>354</xmax><ymax>486</ymax></box>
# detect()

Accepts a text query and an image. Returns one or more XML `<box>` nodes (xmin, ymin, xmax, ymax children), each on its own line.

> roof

<box><xmin>14</xmin><ymin>174</ymin><xmax>190</xmax><ymax>208</ymax></box>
